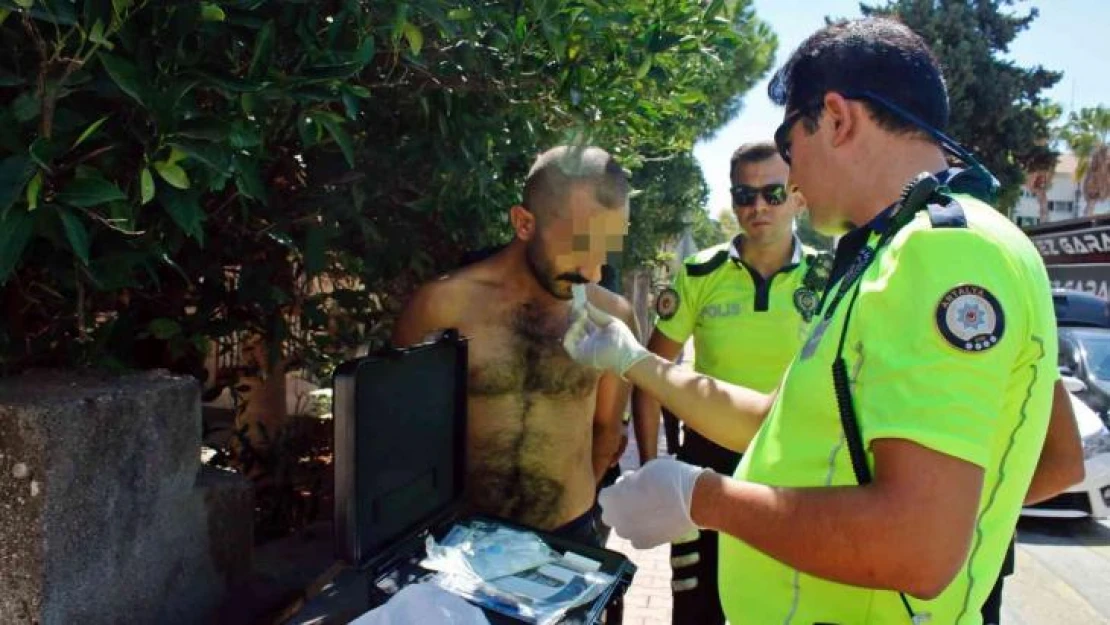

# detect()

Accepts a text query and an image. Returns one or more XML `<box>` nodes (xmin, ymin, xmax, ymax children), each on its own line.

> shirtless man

<box><xmin>392</xmin><ymin>146</ymin><xmax>637</xmax><ymax>546</ymax></box>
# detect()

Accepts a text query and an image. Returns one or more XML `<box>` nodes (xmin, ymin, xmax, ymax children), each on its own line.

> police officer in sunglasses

<box><xmin>632</xmin><ymin>141</ymin><xmax>830</xmax><ymax>625</ymax></box>
<box><xmin>565</xmin><ymin>17</ymin><xmax>1078</xmax><ymax>625</ymax></box>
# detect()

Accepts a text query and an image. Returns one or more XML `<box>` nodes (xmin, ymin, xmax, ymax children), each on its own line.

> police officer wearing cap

<box><xmin>631</xmin><ymin>141</ymin><xmax>829</xmax><ymax>625</ymax></box>
<box><xmin>562</xmin><ymin>18</ymin><xmax>1068</xmax><ymax>624</ymax></box>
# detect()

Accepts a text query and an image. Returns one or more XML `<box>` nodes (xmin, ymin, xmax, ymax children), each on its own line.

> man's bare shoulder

<box><xmin>392</xmin><ymin>258</ymin><xmax>508</xmax><ymax>346</ymax></box>
<box><xmin>586</xmin><ymin>284</ymin><xmax>635</xmax><ymax>326</ymax></box>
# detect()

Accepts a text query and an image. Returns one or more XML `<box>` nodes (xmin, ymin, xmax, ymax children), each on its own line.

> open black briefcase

<box><xmin>286</xmin><ymin>330</ymin><xmax>635</xmax><ymax>625</ymax></box>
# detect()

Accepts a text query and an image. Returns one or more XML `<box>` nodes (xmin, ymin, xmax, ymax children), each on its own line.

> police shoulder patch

<box><xmin>935</xmin><ymin>284</ymin><xmax>1005</xmax><ymax>353</ymax></box>
<box><xmin>656</xmin><ymin>287</ymin><xmax>680</xmax><ymax>320</ymax></box>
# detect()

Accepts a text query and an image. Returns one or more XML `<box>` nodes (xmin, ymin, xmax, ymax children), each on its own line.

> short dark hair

<box><xmin>523</xmin><ymin>146</ymin><xmax>629</xmax><ymax>224</ymax></box>
<box><xmin>768</xmin><ymin>17</ymin><xmax>948</xmax><ymax>137</ymax></box>
<box><xmin>729</xmin><ymin>141</ymin><xmax>780</xmax><ymax>180</ymax></box>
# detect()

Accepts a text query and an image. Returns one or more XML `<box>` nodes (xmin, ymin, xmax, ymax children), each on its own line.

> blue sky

<box><xmin>693</xmin><ymin>0</ymin><xmax>1110</xmax><ymax>214</ymax></box>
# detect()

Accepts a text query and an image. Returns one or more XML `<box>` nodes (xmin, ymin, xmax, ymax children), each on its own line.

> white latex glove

<box><xmin>598</xmin><ymin>458</ymin><xmax>711</xmax><ymax>549</ymax></box>
<box><xmin>562</xmin><ymin>293</ymin><xmax>650</xmax><ymax>378</ymax></box>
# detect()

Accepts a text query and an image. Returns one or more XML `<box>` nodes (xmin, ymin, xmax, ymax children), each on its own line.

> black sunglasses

<box><xmin>731</xmin><ymin>183</ymin><xmax>788</xmax><ymax>207</ymax></box>
<box><xmin>774</xmin><ymin>90</ymin><xmax>993</xmax><ymax>173</ymax></box>
<box><xmin>773</xmin><ymin>101</ymin><xmax>822</xmax><ymax>165</ymax></box>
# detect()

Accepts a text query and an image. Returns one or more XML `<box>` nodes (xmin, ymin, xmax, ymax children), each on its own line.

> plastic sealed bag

<box><xmin>422</xmin><ymin>520</ymin><xmax>561</xmax><ymax>580</ymax></box>
<box><xmin>420</xmin><ymin>520</ymin><xmax>614</xmax><ymax>625</ymax></box>
<box><xmin>351</xmin><ymin>583</ymin><xmax>491</xmax><ymax>625</ymax></box>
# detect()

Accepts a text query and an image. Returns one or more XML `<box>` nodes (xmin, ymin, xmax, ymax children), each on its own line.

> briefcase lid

<box><xmin>332</xmin><ymin>330</ymin><xmax>468</xmax><ymax>566</ymax></box>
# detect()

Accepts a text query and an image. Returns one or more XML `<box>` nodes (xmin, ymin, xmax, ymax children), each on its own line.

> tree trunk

<box><xmin>1029</xmin><ymin>170</ymin><xmax>1050</xmax><ymax>222</ymax></box>
<box><xmin>1083</xmin><ymin>145</ymin><xmax>1110</xmax><ymax>216</ymax></box>
<box><xmin>232</xmin><ymin>335</ymin><xmax>291</xmax><ymax>471</ymax></box>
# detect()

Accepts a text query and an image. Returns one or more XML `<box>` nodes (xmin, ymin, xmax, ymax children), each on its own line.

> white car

<box><xmin>1021</xmin><ymin>376</ymin><xmax>1110</xmax><ymax>519</ymax></box>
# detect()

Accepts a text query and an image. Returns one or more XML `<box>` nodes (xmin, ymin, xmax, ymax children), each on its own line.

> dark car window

<box><xmin>1071</xmin><ymin>328</ymin><xmax>1110</xmax><ymax>381</ymax></box>
<box><xmin>1054</xmin><ymin>290</ymin><xmax>1110</xmax><ymax>328</ymax></box>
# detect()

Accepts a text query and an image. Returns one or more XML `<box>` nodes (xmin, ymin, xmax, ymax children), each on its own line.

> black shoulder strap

<box><xmin>685</xmin><ymin>249</ymin><xmax>729</xmax><ymax>277</ymax></box>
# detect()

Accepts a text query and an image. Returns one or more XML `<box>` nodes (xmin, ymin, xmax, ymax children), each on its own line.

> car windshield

<box><xmin>1072</xmin><ymin>328</ymin><xmax>1110</xmax><ymax>381</ymax></box>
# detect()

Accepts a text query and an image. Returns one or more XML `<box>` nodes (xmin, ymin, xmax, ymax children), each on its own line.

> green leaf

<box><xmin>295</xmin><ymin>62</ymin><xmax>362</xmax><ymax>83</ymax></box>
<box><xmin>355</xmin><ymin>36</ymin><xmax>376</xmax><ymax>66</ymax></box>
<box><xmin>148</xmin><ymin>318</ymin><xmax>182</xmax><ymax>340</ymax></box>
<box><xmin>228</xmin><ymin>121</ymin><xmax>261</xmax><ymax>149</ymax></box>
<box><xmin>401</xmin><ymin>21</ymin><xmax>423</xmax><ymax>55</ymax></box>
<box><xmin>29</xmin><ymin>137</ymin><xmax>59</xmax><ymax>170</ymax></box>
<box><xmin>13</xmin><ymin>92</ymin><xmax>39</xmax><ymax>122</ymax></box>
<box><xmin>57</xmin><ymin>175</ymin><xmax>127</xmax><ymax>208</ymax></box>
<box><xmin>112</xmin><ymin>0</ymin><xmax>135</xmax><ymax>16</ymax></box>
<box><xmin>154</xmin><ymin>161</ymin><xmax>190</xmax><ymax>189</ymax></box>
<box><xmin>188</xmin><ymin>70</ymin><xmax>263</xmax><ymax>94</ymax></box>
<box><xmin>250</xmin><ymin>21</ymin><xmax>275</xmax><ymax>78</ymax></box>
<box><xmin>13</xmin><ymin>0</ymin><xmax>32</xmax><ymax>9</ymax></box>
<box><xmin>232</xmin><ymin>156</ymin><xmax>266</xmax><ymax>201</ymax></box>
<box><xmin>0</xmin><ymin>155</ymin><xmax>34</xmax><ymax>213</ymax></box>
<box><xmin>160</xmin><ymin>188</ymin><xmax>204</xmax><ymax>243</ymax></box>
<box><xmin>98</xmin><ymin>52</ymin><xmax>145</xmax><ymax>105</ymax></box>
<box><xmin>200</xmin><ymin>3</ymin><xmax>225</xmax><ymax>21</ymax></box>
<box><xmin>636</xmin><ymin>55</ymin><xmax>653</xmax><ymax>79</ymax></box>
<box><xmin>175</xmin><ymin>118</ymin><xmax>230</xmax><ymax>142</ymax></box>
<box><xmin>317</xmin><ymin>114</ymin><xmax>355</xmax><ymax>168</ymax></box>
<box><xmin>346</xmin><ymin>85</ymin><xmax>371</xmax><ymax>99</ymax></box>
<box><xmin>167</xmin><ymin>147</ymin><xmax>187</xmax><ymax>165</ymax></box>
<box><xmin>447</xmin><ymin>8</ymin><xmax>473</xmax><ymax>20</ymax></box>
<box><xmin>342</xmin><ymin>91</ymin><xmax>359</xmax><ymax>120</ymax></box>
<box><xmin>0</xmin><ymin>206</ymin><xmax>34</xmax><ymax>285</ymax></box>
<box><xmin>25</xmin><ymin>172</ymin><xmax>42</xmax><ymax>210</ymax></box>
<box><xmin>87</xmin><ymin>19</ymin><xmax>114</xmax><ymax>49</ymax></box>
<box><xmin>168</xmin><ymin>140</ymin><xmax>232</xmax><ymax>173</ymax></box>
<box><xmin>703</xmin><ymin>0</ymin><xmax>725</xmax><ymax>21</ymax></box>
<box><xmin>57</xmin><ymin>207</ymin><xmax>91</xmax><ymax>265</ymax></box>
<box><xmin>305</xmin><ymin>227</ymin><xmax>327</xmax><ymax>277</ymax></box>
<box><xmin>140</xmin><ymin>167</ymin><xmax>155</xmax><ymax>204</ymax></box>
<box><xmin>676</xmin><ymin>90</ymin><xmax>705</xmax><ymax>105</ymax></box>
<box><xmin>72</xmin><ymin>115</ymin><xmax>110</xmax><ymax>149</ymax></box>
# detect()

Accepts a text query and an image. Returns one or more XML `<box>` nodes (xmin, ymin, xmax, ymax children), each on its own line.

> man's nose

<box><xmin>580</xmin><ymin>264</ymin><xmax>603</xmax><ymax>284</ymax></box>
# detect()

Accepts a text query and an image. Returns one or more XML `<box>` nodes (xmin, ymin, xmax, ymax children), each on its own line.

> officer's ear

<box><xmin>822</xmin><ymin>92</ymin><xmax>857</xmax><ymax>149</ymax></box>
<box><xmin>788</xmin><ymin>186</ymin><xmax>807</xmax><ymax>216</ymax></box>
<box><xmin>510</xmin><ymin>205</ymin><xmax>537</xmax><ymax>241</ymax></box>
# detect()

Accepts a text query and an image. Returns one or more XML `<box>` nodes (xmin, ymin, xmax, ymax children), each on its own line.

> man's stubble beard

<box><xmin>525</xmin><ymin>239</ymin><xmax>572</xmax><ymax>301</ymax></box>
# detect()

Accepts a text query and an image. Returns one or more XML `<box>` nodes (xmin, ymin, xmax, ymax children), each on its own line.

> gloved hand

<box><xmin>562</xmin><ymin>298</ymin><xmax>650</xmax><ymax>378</ymax></box>
<box><xmin>598</xmin><ymin>458</ymin><xmax>711</xmax><ymax>549</ymax></box>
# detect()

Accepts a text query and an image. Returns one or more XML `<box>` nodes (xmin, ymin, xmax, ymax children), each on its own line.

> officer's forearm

<box><xmin>624</xmin><ymin>356</ymin><xmax>769</xmax><ymax>453</ymax></box>
<box><xmin>1025</xmin><ymin>379</ymin><xmax>1085</xmax><ymax>504</ymax></box>
<box><xmin>631</xmin><ymin>387</ymin><xmax>661</xmax><ymax>464</ymax></box>
<box><xmin>690</xmin><ymin>440</ymin><xmax>982</xmax><ymax>600</ymax></box>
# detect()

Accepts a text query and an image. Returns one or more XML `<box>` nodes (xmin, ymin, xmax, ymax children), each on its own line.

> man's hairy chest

<box><xmin>465</xmin><ymin>300</ymin><xmax>599</xmax><ymax>399</ymax></box>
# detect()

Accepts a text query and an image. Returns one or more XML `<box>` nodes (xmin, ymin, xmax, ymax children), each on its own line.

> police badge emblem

<box><xmin>656</xmin><ymin>287</ymin><xmax>680</xmax><ymax>320</ymax></box>
<box><xmin>793</xmin><ymin>287</ymin><xmax>818</xmax><ymax>321</ymax></box>
<box><xmin>809</xmin><ymin>253</ymin><xmax>833</xmax><ymax>285</ymax></box>
<box><xmin>935</xmin><ymin>284</ymin><xmax>1005</xmax><ymax>352</ymax></box>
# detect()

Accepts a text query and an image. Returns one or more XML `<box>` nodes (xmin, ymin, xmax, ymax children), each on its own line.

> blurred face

<box><xmin>525</xmin><ymin>183</ymin><xmax>629</xmax><ymax>300</ymax></box>
<box><xmin>731</xmin><ymin>155</ymin><xmax>802</xmax><ymax>248</ymax></box>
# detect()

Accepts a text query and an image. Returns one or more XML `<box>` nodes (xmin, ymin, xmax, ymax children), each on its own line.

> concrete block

<box><xmin>0</xmin><ymin>370</ymin><xmax>251</xmax><ymax>625</ymax></box>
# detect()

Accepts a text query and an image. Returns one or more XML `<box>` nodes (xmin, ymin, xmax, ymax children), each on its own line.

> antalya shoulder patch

<box><xmin>935</xmin><ymin>285</ymin><xmax>1005</xmax><ymax>353</ymax></box>
<box><xmin>656</xmin><ymin>287</ymin><xmax>680</xmax><ymax>320</ymax></box>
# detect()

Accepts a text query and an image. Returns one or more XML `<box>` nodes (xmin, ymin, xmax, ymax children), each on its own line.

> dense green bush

<box><xmin>0</xmin><ymin>0</ymin><xmax>774</xmax><ymax>389</ymax></box>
